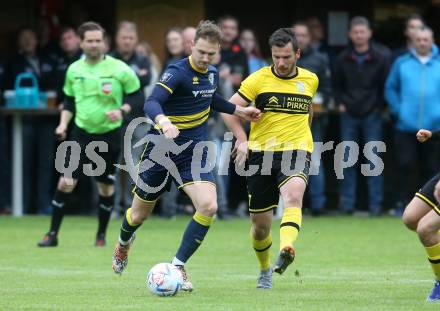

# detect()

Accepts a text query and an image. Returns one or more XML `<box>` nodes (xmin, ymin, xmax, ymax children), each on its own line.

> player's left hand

<box><xmin>232</xmin><ymin>139</ymin><xmax>249</xmax><ymax>166</ymax></box>
<box><xmin>235</xmin><ymin>106</ymin><xmax>262</xmax><ymax>122</ymax></box>
<box><xmin>106</xmin><ymin>109</ymin><xmax>123</xmax><ymax>122</ymax></box>
<box><xmin>434</xmin><ymin>180</ymin><xmax>440</xmax><ymax>203</ymax></box>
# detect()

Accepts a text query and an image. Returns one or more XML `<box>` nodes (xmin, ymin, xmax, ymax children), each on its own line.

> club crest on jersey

<box><xmin>160</xmin><ymin>72</ymin><xmax>173</xmax><ymax>83</ymax></box>
<box><xmin>296</xmin><ymin>82</ymin><xmax>305</xmax><ymax>94</ymax></box>
<box><xmin>101</xmin><ymin>82</ymin><xmax>112</xmax><ymax>94</ymax></box>
<box><xmin>208</xmin><ymin>73</ymin><xmax>214</xmax><ymax>85</ymax></box>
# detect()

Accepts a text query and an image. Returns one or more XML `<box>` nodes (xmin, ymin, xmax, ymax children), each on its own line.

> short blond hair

<box><xmin>195</xmin><ymin>20</ymin><xmax>221</xmax><ymax>44</ymax></box>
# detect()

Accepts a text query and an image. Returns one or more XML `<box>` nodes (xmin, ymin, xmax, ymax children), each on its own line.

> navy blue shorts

<box><xmin>133</xmin><ymin>138</ymin><xmax>216</xmax><ymax>202</ymax></box>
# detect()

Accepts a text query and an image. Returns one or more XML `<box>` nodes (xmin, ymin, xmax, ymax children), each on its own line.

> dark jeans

<box><xmin>393</xmin><ymin>129</ymin><xmax>440</xmax><ymax>207</ymax></box>
<box><xmin>308</xmin><ymin>115</ymin><xmax>328</xmax><ymax>211</ymax></box>
<box><xmin>339</xmin><ymin>111</ymin><xmax>384</xmax><ymax>213</ymax></box>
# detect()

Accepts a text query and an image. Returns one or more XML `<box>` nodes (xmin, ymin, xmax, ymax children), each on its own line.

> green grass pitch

<box><xmin>0</xmin><ymin>215</ymin><xmax>439</xmax><ymax>310</ymax></box>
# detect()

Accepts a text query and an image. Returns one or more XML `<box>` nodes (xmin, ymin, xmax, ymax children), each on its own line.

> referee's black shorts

<box><xmin>246</xmin><ymin>150</ymin><xmax>311</xmax><ymax>213</ymax></box>
<box><xmin>415</xmin><ymin>172</ymin><xmax>440</xmax><ymax>216</ymax></box>
<box><xmin>61</xmin><ymin>126</ymin><xmax>121</xmax><ymax>184</ymax></box>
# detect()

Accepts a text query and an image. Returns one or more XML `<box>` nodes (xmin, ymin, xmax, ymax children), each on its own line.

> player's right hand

<box><xmin>162</xmin><ymin>122</ymin><xmax>180</xmax><ymax>139</ymax></box>
<box><xmin>232</xmin><ymin>139</ymin><xmax>248</xmax><ymax>166</ymax></box>
<box><xmin>416</xmin><ymin>129</ymin><xmax>432</xmax><ymax>142</ymax></box>
<box><xmin>55</xmin><ymin>124</ymin><xmax>67</xmax><ymax>141</ymax></box>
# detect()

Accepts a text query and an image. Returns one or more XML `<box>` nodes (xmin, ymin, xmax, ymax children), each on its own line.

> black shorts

<box><xmin>415</xmin><ymin>172</ymin><xmax>440</xmax><ymax>216</ymax></box>
<box><xmin>61</xmin><ymin>126</ymin><xmax>121</xmax><ymax>184</ymax></box>
<box><xmin>246</xmin><ymin>150</ymin><xmax>311</xmax><ymax>213</ymax></box>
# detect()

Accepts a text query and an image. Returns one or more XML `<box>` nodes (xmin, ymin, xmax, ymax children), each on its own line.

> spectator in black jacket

<box><xmin>218</xmin><ymin>15</ymin><xmax>249</xmax><ymax>90</ymax></box>
<box><xmin>218</xmin><ymin>15</ymin><xmax>250</xmax><ymax>213</ymax></box>
<box><xmin>6</xmin><ymin>27</ymin><xmax>57</xmax><ymax>214</ymax></box>
<box><xmin>111</xmin><ymin>21</ymin><xmax>151</xmax><ymax>215</ymax></box>
<box><xmin>54</xmin><ymin>27</ymin><xmax>82</xmax><ymax>105</ymax></box>
<box><xmin>293</xmin><ymin>21</ymin><xmax>332</xmax><ymax>215</ymax></box>
<box><xmin>333</xmin><ymin>16</ymin><xmax>390</xmax><ymax>216</ymax></box>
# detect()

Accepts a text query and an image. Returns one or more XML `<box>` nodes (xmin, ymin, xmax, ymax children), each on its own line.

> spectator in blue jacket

<box><xmin>385</xmin><ymin>26</ymin><xmax>440</xmax><ymax>215</ymax></box>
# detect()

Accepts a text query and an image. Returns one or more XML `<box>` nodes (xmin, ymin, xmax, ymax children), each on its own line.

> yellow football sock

<box><xmin>251</xmin><ymin>231</ymin><xmax>272</xmax><ymax>271</ymax></box>
<box><xmin>425</xmin><ymin>242</ymin><xmax>440</xmax><ymax>280</ymax></box>
<box><xmin>280</xmin><ymin>207</ymin><xmax>302</xmax><ymax>250</ymax></box>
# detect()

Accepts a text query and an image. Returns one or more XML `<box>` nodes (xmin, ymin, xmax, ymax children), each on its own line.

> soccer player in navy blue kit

<box><xmin>112</xmin><ymin>21</ymin><xmax>261</xmax><ymax>291</ymax></box>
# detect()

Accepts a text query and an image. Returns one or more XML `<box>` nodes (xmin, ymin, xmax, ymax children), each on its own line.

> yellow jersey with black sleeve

<box><xmin>237</xmin><ymin>66</ymin><xmax>318</xmax><ymax>152</ymax></box>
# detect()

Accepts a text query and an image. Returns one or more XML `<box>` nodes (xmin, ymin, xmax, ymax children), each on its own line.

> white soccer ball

<box><xmin>146</xmin><ymin>263</ymin><xmax>183</xmax><ymax>297</ymax></box>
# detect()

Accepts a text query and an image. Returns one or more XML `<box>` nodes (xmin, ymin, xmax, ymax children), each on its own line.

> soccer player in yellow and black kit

<box><xmin>223</xmin><ymin>28</ymin><xmax>318</xmax><ymax>289</ymax></box>
<box><xmin>402</xmin><ymin>128</ymin><xmax>440</xmax><ymax>302</ymax></box>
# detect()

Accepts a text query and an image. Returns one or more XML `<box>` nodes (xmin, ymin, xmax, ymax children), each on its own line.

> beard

<box><xmin>276</xmin><ymin>63</ymin><xmax>295</xmax><ymax>77</ymax></box>
<box><xmin>86</xmin><ymin>50</ymin><xmax>103</xmax><ymax>61</ymax></box>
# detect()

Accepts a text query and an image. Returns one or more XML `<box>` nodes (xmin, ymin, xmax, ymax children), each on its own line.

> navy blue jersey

<box><xmin>154</xmin><ymin>56</ymin><xmax>219</xmax><ymax>142</ymax></box>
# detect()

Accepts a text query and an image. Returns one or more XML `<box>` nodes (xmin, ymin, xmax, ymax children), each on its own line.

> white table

<box><xmin>0</xmin><ymin>107</ymin><xmax>59</xmax><ymax>216</ymax></box>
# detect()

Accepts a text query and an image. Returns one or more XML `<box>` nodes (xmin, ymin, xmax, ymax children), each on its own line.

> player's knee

<box><xmin>198</xmin><ymin>200</ymin><xmax>217</xmax><ymax>216</ymax></box>
<box><xmin>402</xmin><ymin>211</ymin><xmax>418</xmax><ymax>231</ymax></box>
<box><xmin>252</xmin><ymin>225</ymin><xmax>270</xmax><ymax>240</ymax></box>
<box><xmin>130</xmin><ymin>208</ymin><xmax>148</xmax><ymax>224</ymax></box>
<box><xmin>58</xmin><ymin>177</ymin><xmax>76</xmax><ymax>192</ymax></box>
<box><xmin>282</xmin><ymin>190</ymin><xmax>303</xmax><ymax>207</ymax></box>
<box><xmin>98</xmin><ymin>184</ymin><xmax>114</xmax><ymax>197</ymax></box>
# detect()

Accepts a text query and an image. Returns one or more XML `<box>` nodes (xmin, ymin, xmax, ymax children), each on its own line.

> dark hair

<box><xmin>217</xmin><ymin>14</ymin><xmax>239</xmax><ymax>27</ymax></box>
<box><xmin>16</xmin><ymin>27</ymin><xmax>37</xmax><ymax>48</ymax></box>
<box><xmin>164</xmin><ymin>27</ymin><xmax>183</xmax><ymax>59</ymax></box>
<box><xmin>268</xmin><ymin>28</ymin><xmax>299</xmax><ymax>51</ymax></box>
<box><xmin>292</xmin><ymin>21</ymin><xmax>310</xmax><ymax>33</ymax></box>
<box><xmin>240</xmin><ymin>28</ymin><xmax>263</xmax><ymax>58</ymax></box>
<box><xmin>59</xmin><ymin>27</ymin><xmax>76</xmax><ymax>37</ymax></box>
<box><xmin>349</xmin><ymin>16</ymin><xmax>370</xmax><ymax>30</ymax></box>
<box><xmin>405</xmin><ymin>14</ymin><xmax>424</xmax><ymax>28</ymax></box>
<box><xmin>17</xmin><ymin>27</ymin><xmax>37</xmax><ymax>39</ymax></box>
<box><xmin>77</xmin><ymin>21</ymin><xmax>105</xmax><ymax>40</ymax></box>
<box><xmin>195</xmin><ymin>20</ymin><xmax>221</xmax><ymax>44</ymax></box>
<box><xmin>166</xmin><ymin>27</ymin><xmax>182</xmax><ymax>37</ymax></box>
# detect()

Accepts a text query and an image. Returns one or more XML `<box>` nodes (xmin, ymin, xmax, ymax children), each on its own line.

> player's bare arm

<box><xmin>221</xmin><ymin>92</ymin><xmax>251</xmax><ymax>165</ymax></box>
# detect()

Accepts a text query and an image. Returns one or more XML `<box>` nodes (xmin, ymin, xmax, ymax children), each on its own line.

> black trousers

<box><xmin>393</xmin><ymin>129</ymin><xmax>440</xmax><ymax>206</ymax></box>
